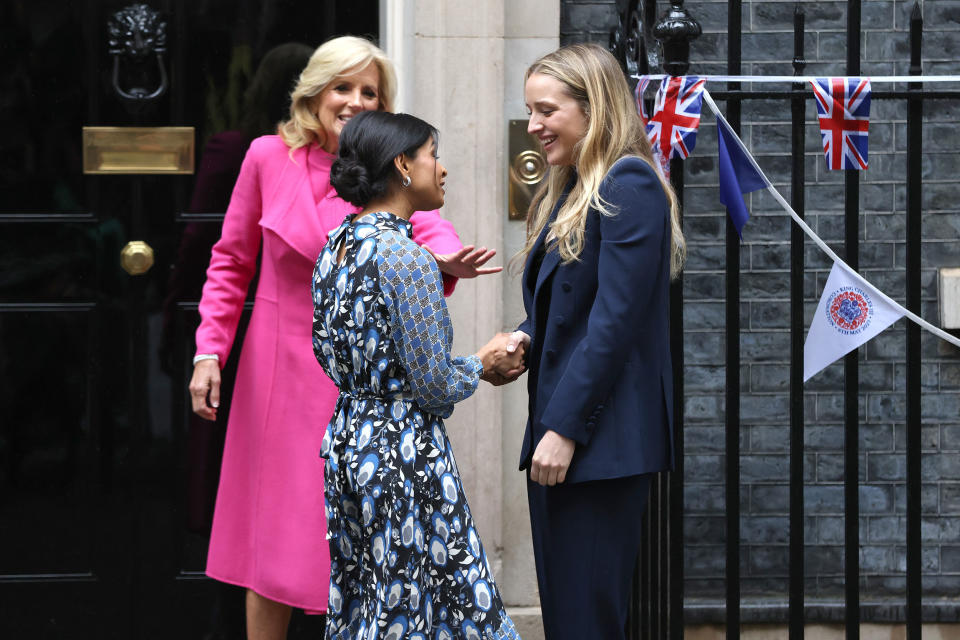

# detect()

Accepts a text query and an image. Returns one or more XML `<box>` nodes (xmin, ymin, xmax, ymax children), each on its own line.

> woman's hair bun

<box><xmin>330</xmin><ymin>111</ymin><xmax>440</xmax><ymax>208</ymax></box>
<box><xmin>330</xmin><ymin>156</ymin><xmax>373</xmax><ymax>207</ymax></box>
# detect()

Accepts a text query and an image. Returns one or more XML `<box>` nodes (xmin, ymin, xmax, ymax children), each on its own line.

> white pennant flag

<box><xmin>804</xmin><ymin>262</ymin><xmax>905</xmax><ymax>381</ymax></box>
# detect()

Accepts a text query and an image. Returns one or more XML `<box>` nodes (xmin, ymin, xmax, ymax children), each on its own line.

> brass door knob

<box><xmin>120</xmin><ymin>240</ymin><xmax>155</xmax><ymax>275</ymax></box>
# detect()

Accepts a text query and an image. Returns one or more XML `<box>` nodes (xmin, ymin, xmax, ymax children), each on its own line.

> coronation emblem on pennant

<box><xmin>826</xmin><ymin>287</ymin><xmax>873</xmax><ymax>334</ymax></box>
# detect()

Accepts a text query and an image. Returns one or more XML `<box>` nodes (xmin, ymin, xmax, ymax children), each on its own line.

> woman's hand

<box><xmin>423</xmin><ymin>244</ymin><xmax>502</xmax><ymax>279</ymax></box>
<box><xmin>530</xmin><ymin>430</ymin><xmax>576</xmax><ymax>486</ymax></box>
<box><xmin>189</xmin><ymin>359</ymin><xmax>221</xmax><ymax>421</ymax></box>
<box><xmin>505</xmin><ymin>330</ymin><xmax>530</xmax><ymax>356</ymax></box>
<box><xmin>475</xmin><ymin>332</ymin><xmax>526</xmax><ymax>385</ymax></box>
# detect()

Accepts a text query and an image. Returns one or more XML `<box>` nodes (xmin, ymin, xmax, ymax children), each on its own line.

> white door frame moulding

<box><xmin>379</xmin><ymin>0</ymin><xmax>414</xmax><ymax>112</ymax></box>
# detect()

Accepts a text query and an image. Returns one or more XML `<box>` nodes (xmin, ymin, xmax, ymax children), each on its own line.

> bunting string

<box><xmin>699</xmin><ymin>89</ymin><xmax>960</xmax><ymax>353</ymax></box>
<box><xmin>635</xmin><ymin>74</ymin><xmax>960</xmax><ymax>84</ymax></box>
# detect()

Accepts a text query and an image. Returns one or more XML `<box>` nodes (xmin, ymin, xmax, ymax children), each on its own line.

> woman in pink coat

<box><xmin>188</xmin><ymin>36</ymin><xmax>499</xmax><ymax>640</ymax></box>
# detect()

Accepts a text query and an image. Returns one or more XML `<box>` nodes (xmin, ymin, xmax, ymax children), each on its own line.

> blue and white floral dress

<box><xmin>312</xmin><ymin>211</ymin><xmax>521</xmax><ymax>640</ymax></box>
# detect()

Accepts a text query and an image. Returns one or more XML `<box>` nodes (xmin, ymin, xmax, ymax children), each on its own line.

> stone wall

<box><xmin>561</xmin><ymin>0</ymin><xmax>960</xmax><ymax>622</ymax></box>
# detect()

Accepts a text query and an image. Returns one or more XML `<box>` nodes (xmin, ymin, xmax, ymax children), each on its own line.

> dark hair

<box><xmin>241</xmin><ymin>42</ymin><xmax>314</xmax><ymax>138</ymax></box>
<box><xmin>330</xmin><ymin>111</ymin><xmax>439</xmax><ymax>207</ymax></box>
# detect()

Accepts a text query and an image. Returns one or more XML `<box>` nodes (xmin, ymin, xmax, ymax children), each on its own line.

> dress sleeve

<box><xmin>408</xmin><ymin>209</ymin><xmax>462</xmax><ymax>297</ymax></box>
<box><xmin>538</xmin><ymin>158</ymin><xmax>669</xmax><ymax>445</ymax></box>
<box><xmin>376</xmin><ymin>232</ymin><xmax>481</xmax><ymax>418</ymax></box>
<box><xmin>193</xmin><ymin>141</ymin><xmax>264</xmax><ymax>363</ymax></box>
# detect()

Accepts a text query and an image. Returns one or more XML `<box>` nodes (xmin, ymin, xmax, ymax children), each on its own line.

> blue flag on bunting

<box><xmin>716</xmin><ymin>115</ymin><xmax>769</xmax><ymax>239</ymax></box>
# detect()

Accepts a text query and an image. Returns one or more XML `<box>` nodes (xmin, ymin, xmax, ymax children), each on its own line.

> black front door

<box><xmin>0</xmin><ymin>2</ymin><xmax>376</xmax><ymax>637</ymax></box>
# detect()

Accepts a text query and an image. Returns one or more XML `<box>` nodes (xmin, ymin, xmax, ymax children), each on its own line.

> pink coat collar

<box><xmin>259</xmin><ymin>144</ymin><xmax>357</xmax><ymax>261</ymax></box>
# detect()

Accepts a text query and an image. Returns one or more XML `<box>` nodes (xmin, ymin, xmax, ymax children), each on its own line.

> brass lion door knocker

<box><xmin>108</xmin><ymin>3</ymin><xmax>168</xmax><ymax>102</ymax></box>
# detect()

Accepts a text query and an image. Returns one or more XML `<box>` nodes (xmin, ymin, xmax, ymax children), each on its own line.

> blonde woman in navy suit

<box><xmin>506</xmin><ymin>43</ymin><xmax>685</xmax><ymax>639</ymax></box>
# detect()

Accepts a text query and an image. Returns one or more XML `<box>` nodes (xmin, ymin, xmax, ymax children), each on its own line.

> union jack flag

<box><xmin>810</xmin><ymin>77</ymin><xmax>872</xmax><ymax>170</ymax></box>
<box><xmin>645</xmin><ymin>76</ymin><xmax>707</xmax><ymax>173</ymax></box>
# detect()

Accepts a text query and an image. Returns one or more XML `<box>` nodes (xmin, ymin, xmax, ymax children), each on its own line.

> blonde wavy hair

<box><xmin>519</xmin><ymin>43</ymin><xmax>685</xmax><ymax>279</ymax></box>
<box><xmin>278</xmin><ymin>36</ymin><xmax>397</xmax><ymax>153</ymax></box>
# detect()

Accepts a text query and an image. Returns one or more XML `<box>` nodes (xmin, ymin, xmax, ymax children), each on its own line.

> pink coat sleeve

<box><xmin>409</xmin><ymin>209</ymin><xmax>462</xmax><ymax>296</ymax></box>
<box><xmin>193</xmin><ymin>145</ymin><xmax>264</xmax><ymax>363</ymax></box>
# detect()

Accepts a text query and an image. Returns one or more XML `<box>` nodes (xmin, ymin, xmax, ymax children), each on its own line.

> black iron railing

<box><xmin>611</xmin><ymin>1</ymin><xmax>960</xmax><ymax>638</ymax></box>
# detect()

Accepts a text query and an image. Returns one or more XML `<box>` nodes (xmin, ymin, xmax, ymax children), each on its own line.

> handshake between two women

<box><xmin>474</xmin><ymin>330</ymin><xmax>530</xmax><ymax>386</ymax></box>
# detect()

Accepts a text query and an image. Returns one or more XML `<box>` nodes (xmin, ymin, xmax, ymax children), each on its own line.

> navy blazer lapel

<box><xmin>533</xmin><ymin>239</ymin><xmax>561</xmax><ymax>304</ymax></box>
<box><xmin>521</xmin><ymin>217</ymin><xmax>549</xmax><ymax>289</ymax></box>
<box><xmin>528</xmin><ymin>176</ymin><xmax>575</xmax><ymax>305</ymax></box>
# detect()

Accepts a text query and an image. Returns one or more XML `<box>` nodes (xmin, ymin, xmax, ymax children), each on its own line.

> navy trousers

<box><xmin>527</xmin><ymin>473</ymin><xmax>651</xmax><ymax>640</ymax></box>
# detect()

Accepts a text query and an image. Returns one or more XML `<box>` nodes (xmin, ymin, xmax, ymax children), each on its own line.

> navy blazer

<box><xmin>517</xmin><ymin>157</ymin><xmax>674</xmax><ymax>484</ymax></box>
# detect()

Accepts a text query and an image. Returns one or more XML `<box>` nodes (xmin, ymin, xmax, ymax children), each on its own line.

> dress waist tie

<box><xmin>321</xmin><ymin>388</ymin><xmax>413</xmax><ymax>544</ymax></box>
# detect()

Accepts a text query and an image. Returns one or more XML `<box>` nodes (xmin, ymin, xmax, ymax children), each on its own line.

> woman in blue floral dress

<box><xmin>312</xmin><ymin>110</ymin><xmax>525</xmax><ymax>640</ymax></box>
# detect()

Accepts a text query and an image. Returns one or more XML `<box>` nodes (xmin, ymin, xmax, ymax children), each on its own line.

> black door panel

<box><xmin>1</xmin><ymin>2</ymin><xmax>377</xmax><ymax>636</ymax></box>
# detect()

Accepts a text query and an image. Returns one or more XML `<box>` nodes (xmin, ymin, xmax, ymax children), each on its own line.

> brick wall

<box><xmin>560</xmin><ymin>0</ymin><xmax>619</xmax><ymax>46</ymax></box>
<box><xmin>562</xmin><ymin>0</ymin><xmax>960</xmax><ymax>622</ymax></box>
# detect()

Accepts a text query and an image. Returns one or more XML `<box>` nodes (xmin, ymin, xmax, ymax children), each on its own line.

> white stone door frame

<box><xmin>379</xmin><ymin>0</ymin><xmax>415</xmax><ymax>112</ymax></box>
